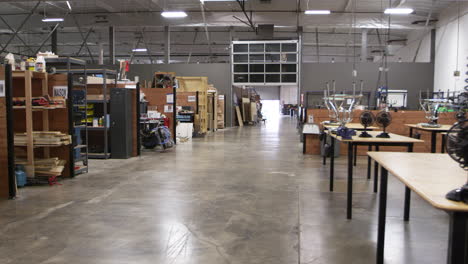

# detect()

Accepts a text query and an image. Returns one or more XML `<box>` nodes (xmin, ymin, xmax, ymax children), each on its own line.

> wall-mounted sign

<box><xmin>166</xmin><ymin>93</ymin><xmax>174</xmax><ymax>103</ymax></box>
<box><xmin>53</xmin><ymin>85</ymin><xmax>68</xmax><ymax>98</ymax></box>
<box><xmin>188</xmin><ymin>95</ymin><xmax>196</xmax><ymax>102</ymax></box>
<box><xmin>164</xmin><ymin>105</ymin><xmax>173</xmax><ymax>113</ymax></box>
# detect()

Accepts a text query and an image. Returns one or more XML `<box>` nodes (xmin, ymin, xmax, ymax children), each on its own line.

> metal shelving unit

<box><xmin>83</xmin><ymin>69</ymin><xmax>117</xmax><ymax>159</ymax></box>
<box><xmin>45</xmin><ymin>57</ymin><xmax>88</xmax><ymax>176</ymax></box>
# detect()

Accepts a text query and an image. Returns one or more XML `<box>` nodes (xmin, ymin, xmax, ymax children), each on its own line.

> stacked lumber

<box><xmin>16</xmin><ymin>157</ymin><xmax>66</xmax><ymax>177</ymax></box>
<box><xmin>15</xmin><ymin>131</ymin><xmax>71</xmax><ymax>147</ymax></box>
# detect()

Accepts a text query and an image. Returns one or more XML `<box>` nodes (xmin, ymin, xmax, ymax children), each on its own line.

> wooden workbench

<box><xmin>368</xmin><ymin>152</ymin><xmax>467</xmax><ymax>264</ymax></box>
<box><xmin>406</xmin><ymin>124</ymin><xmax>453</xmax><ymax>153</ymax></box>
<box><xmin>303</xmin><ymin>109</ymin><xmax>456</xmax><ymax>154</ymax></box>
<box><xmin>328</xmin><ymin>131</ymin><xmax>424</xmax><ymax>219</ymax></box>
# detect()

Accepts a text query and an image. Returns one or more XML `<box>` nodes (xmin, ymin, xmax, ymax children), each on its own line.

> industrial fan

<box><xmin>445</xmin><ymin>119</ymin><xmax>468</xmax><ymax>203</ymax></box>
<box><xmin>359</xmin><ymin>111</ymin><xmax>375</xmax><ymax>138</ymax></box>
<box><xmin>375</xmin><ymin>111</ymin><xmax>392</xmax><ymax>138</ymax></box>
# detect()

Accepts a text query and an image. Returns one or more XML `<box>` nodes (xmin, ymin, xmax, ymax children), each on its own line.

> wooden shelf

<box><xmin>15</xmin><ymin>143</ymin><xmax>70</xmax><ymax>148</ymax></box>
<box><xmin>12</xmin><ymin>71</ymin><xmax>46</xmax><ymax>79</ymax></box>
<box><xmin>88</xmin><ymin>153</ymin><xmax>111</xmax><ymax>159</ymax></box>
<box><xmin>13</xmin><ymin>106</ymin><xmax>66</xmax><ymax>110</ymax></box>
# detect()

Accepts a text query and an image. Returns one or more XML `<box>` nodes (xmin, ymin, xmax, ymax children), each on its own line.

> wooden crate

<box><xmin>177</xmin><ymin>77</ymin><xmax>209</xmax><ymax>134</ymax></box>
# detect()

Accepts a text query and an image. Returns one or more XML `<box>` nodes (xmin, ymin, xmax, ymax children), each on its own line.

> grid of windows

<box><xmin>232</xmin><ymin>40</ymin><xmax>299</xmax><ymax>85</ymax></box>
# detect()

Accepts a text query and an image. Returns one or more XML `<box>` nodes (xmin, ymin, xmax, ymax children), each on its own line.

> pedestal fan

<box><xmin>359</xmin><ymin>111</ymin><xmax>375</xmax><ymax>138</ymax></box>
<box><xmin>375</xmin><ymin>111</ymin><xmax>392</xmax><ymax>138</ymax></box>
<box><xmin>445</xmin><ymin>119</ymin><xmax>468</xmax><ymax>203</ymax></box>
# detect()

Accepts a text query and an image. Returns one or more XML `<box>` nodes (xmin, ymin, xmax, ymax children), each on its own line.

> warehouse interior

<box><xmin>0</xmin><ymin>0</ymin><xmax>467</xmax><ymax>264</ymax></box>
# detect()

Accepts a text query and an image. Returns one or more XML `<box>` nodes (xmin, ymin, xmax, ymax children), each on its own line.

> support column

<box><xmin>98</xmin><ymin>43</ymin><xmax>104</xmax><ymax>65</ymax></box>
<box><xmin>361</xmin><ymin>28</ymin><xmax>368</xmax><ymax>62</ymax></box>
<box><xmin>430</xmin><ymin>29</ymin><xmax>436</xmax><ymax>63</ymax></box>
<box><xmin>164</xmin><ymin>26</ymin><xmax>170</xmax><ymax>64</ymax></box>
<box><xmin>109</xmin><ymin>26</ymin><xmax>115</xmax><ymax>65</ymax></box>
<box><xmin>51</xmin><ymin>27</ymin><xmax>58</xmax><ymax>54</ymax></box>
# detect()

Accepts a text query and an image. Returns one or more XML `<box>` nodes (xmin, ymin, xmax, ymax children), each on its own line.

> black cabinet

<box><xmin>110</xmin><ymin>88</ymin><xmax>133</xmax><ymax>159</ymax></box>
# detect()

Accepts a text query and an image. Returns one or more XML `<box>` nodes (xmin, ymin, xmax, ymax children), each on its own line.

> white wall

<box><xmin>386</xmin><ymin>29</ymin><xmax>432</xmax><ymax>63</ymax></box>
<box><xmin>280</xmin><ymin>86</ymin><xmax>298</xmax><ymax>104</ymax></box>
<box><xmin>255</xmin><ymin>86</ymin><xmax>280</xmax><ymax>100</ymax></box>
<box><xmin>434</xmin><ymin>2</ymin><xmax>468</xmax><ymax>94</ymax></box>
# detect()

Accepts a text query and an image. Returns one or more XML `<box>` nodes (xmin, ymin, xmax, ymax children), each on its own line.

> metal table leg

<box><xmin>376</xmin><ymin>166</ymin><xmax>388</xmax><ymax>264</ymax></box>
<box><xmin>404</xmin><ymin>187</ymin><xmax>411</xmax><ymax>221</ymax></box>
<box><xmin>347</xmin><ymin>143</ymin><xmax>353</xmax><ymax>219</ymax></box>
<box><xmin>431</xmin><ymin>131</ymin><xmax>437</xmax><ymax>153</ymax></box>
<box><xmin>404</xmin><ymin>144</ymin><xmax>413</xmax><ymax>221</ymax></box>
<box><xmin>323</xmin><ymin>134</ymin><xmax>327</xmax><ymax>165</ymax></box>
<box><xmin>409</xmin><ymin>127</ymin><xmax>414</xmax><ymax>137</ymax></box>
<box><xmin>374</xmin><ymin>145</ymin><xmax>380</xmax><ymax>193</ymax></box>
<box><xmin>354</xmin><ymin>144</ymin><xmax>358</xmax><ymax>166</ymax></box>
<box><xmin>441</xmin><ymin>133</ymin><xmax>446</xmax><ymax>154</ymax></box>
<box><xmin>330</xmin><ymin>137</ymin><xmax>335</xmax><ymax>192</ymax></box>
<box><xmin>447</xmin><ymin>212</ymin><xmax>468</xmax><ymax>264</ymax></box>
<box><xmin>367</xmin><ymin>145</ymin><xmax>372</xmax><ymax>180</ymax></box>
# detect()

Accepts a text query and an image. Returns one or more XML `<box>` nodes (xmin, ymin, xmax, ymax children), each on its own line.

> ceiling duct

<box><xmin>257</xmin><ymin>24</ymin><xmax>274</xmax><ymax>39</ymax></box>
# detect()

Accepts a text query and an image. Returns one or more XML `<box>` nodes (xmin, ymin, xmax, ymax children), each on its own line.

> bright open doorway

<box><xmin>261</xmin><ymin>100</ymin><xmax>281</xmax><ymax>121</ymax></box>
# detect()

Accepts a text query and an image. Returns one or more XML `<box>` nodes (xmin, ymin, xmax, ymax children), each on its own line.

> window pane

<box><xmin>282</xmin><ymin>64</ymin><xmax>297</xmax><ymax>72</ymax></box>
<box><xmin>265</xmin><ymin>54</ymin><xmax>280</xmax><ymax>62</ymax></box>
<box><xmin>233</xmin><ymin>44</ymin><xmax>248</xmax><ymax>53</ymax></box>
<box><xmin>282</xmin><ymin>74</ymin><xmax>297</xmax><ymax>83</ymax></box>
<box><xmin>250</xmin><ymin>74</ymin><xmax>265</xmax><ymax>83</ymax></box>
<box><xmin>266</xmin><ymin>74</ymin><xmax>280</xmax><ymax>83</ymax></box>
<box><xmin>249</xmin><ymin>44</ymin><xmax>264</xmax><ymax>52</ymax></box>
<box><xmin>250</xmin><ymin>64</ymin><xmax>265</xmax><ymax>73</ymax></box>
<box><xmin>234</xmin><ymin>54</ymin><xmax>248</xmax><ymax>63</ymax></box>
<box><xmin>234</xmin><ymin>74</ymin><xmax>248</xmax><ymax>83</ymax></box>
<box><xmin>265</xmin><ymin>44</ymin><xmax>280</xmax><ymax>52</ymax></box>
<box><xmin>282</xmin><ymin>43</ymin><xmax>297</xmax><ymax>52</ymax></box>
<box><xmin>234</xmin><ymin>64</ymin><xmax>249</xmax><ymax>73</ymax></box>
<box><xmin>249</xmin><ymin>54</ymin><xmax>264</xmax><ymax>63</ymax></box>
<box><xmin>265</xmin><ymin>64</ymin><xmax>281</xmax><ymax>72</ymax></box>
<box><xmin>286</xmin><ymin>54</ymin><xmax>297</xmax><ymax>62</ymax></box>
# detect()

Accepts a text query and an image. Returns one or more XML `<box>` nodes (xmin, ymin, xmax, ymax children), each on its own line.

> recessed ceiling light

<box><xmin>42</xmin><ymin>18</ymin><xmax>65</xmax><ymax>22</ymax></box>
<box><xmin>161</xmin><ymin>11</ymin><xmax>188</xmax><ymax>18</ymax></box>
<box><xmin>132</xmin><ymin>48</ymin><xmax>148</xmax><ymax>52</ymax></box>
<box><xmin>304</xmin><ymin>10</ymin><xmax>331</xmax><ymax>15</ymax></box>
<box><xmin>384</xmin><ymin>8</ymin><xmax>414</xmax><ymax>14</ymax></box>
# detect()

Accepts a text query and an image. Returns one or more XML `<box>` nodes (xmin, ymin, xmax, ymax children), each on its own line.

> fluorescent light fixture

<box><xmin>384</xmin><ymin>8</ymin><xmax>414</xmax><ymax>14</ymax></box>
<box><xmin>201</xmin><ymin>0</ymin><xmax>243</xmax><ymax>2</ymax></box>
<box><xmin>42</xmin><ymin>17</ymin><xmax>64</xmax><ymax>22</ymax></box>
<box><xmin>161</xmin><ymin>11</ymin><xmax>188</xmax><ymax>18</ymax></box>
<box><xmin>304</xmin><ymin>10</ymin><xmax>331</xmax><ymax>15</ymax></box>
<box><xmin>66</xmin><ymin>1</ymin><xmax>72</xmax><ymax>11</ymax></box>
<box><xmin>132</xmin><ymin>48</ymin><xmax>148</xmax><ymax>52</ymax></box>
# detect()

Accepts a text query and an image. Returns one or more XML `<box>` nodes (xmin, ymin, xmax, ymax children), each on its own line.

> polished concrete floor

<box><xmin>0</xmin><ymin>116</ymin><xmax>449</xmax><ymax>264</ymax></box>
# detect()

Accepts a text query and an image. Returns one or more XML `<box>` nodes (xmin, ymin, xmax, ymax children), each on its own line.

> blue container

<box><xmin>15</xmin><ymin>165</ymin><xmax>27</xmax><ymax>187</ymax></box>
